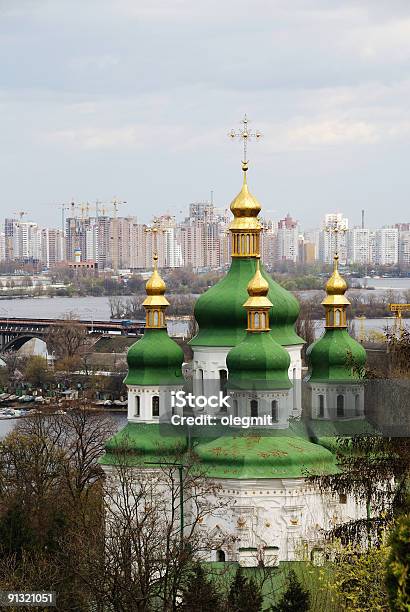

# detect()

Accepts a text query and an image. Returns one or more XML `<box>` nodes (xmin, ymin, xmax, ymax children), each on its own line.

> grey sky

<box><xmin>1</xmin><ymin>0</ymin><xmax>410</xmax><ymax>229</ymax></box>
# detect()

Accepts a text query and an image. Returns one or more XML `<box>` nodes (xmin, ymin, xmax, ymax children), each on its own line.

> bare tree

<box><xmin>45</xmin><ymin>315</ymin><xmax>91</xmax><ymax>362</ymax></box>
<box><xmin>73</xmin><ymin>444</ymin><xmax>232</xmax><ymax>612</ymax></box>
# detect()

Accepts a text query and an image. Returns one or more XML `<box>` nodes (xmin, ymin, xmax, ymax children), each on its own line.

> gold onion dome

<box><xmin>244</xmin><ymin>259</ymin><xmax>272</xmax><ymax>309</ymax></box>
<box><xmin>143</xmin><ymin>255</ymin><xmax>169</xmax><ymax>308</ymax></box>
<box><xmin>229</xmin><ymin>161</ymin><xmax>262</xmax><ymax>231</ymax></box>
<box><xmin>322</xmin><ymin>255</ymin><xmax>350</xmax><ymax>307</ymax></box>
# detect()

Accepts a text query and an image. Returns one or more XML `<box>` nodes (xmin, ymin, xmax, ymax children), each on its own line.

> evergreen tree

<box><xmin>386</xmin><ymin>514</ymin><xmax>410</xmax><ymax>611</ymax></box>
<box><xmin>272</xmin><ymin>569</ymin><xmax>310</xmax><ymax>612</ymax></box>
<box><xmin>181</xmin><ymin>563</ymin><xmax>222</xmax><ymax>612</ymax></box>
<box><xmin>226</xmin><ymin>567</ymin><xmax>263</xmax><ymax>612</ymax></box>
<box><xmin>0</xmin><ymin>503</ymin><xmax>37</xmax><ymax>560</ymax></box>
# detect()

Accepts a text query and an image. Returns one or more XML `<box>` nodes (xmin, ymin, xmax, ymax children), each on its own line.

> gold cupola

<box><xmin>143</xmin><ymin>255</ymin><xmax>169</xmax><ymax>328</ymax></box>
<box><xmin>322</xmin><ymin>254</ymin><xmax>350</xmax><ymax>328</ymax></box>
<box><xmin>229</xmin><ymin>162</ymin><xmax>262</xmax><ymax>257</ymax></box>
<box><xmin>243</xmin><ymin>258</ymin><xmax>272</xmax><ymax>331</ymax></box>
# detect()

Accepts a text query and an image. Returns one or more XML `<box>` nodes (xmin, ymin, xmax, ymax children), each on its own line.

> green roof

<box><xmin>306</xmin><ymin>328</ymin><xmax>366</xmax><ymax>383</ymax></box>
<box><xmin>190</xmin><ymin>258</ymin><xmax>303</xmax><ymax>348</ymax></box>
<box><xmin>227</xmin><ymin>331</ymin><xmax>291</xmax><ymax>390</ymax></box>
<box><xmin>305</xmin><ymin>418</ymin><xmax>378</xmax><ymax>452</ymax></box>
<box><xmin>100</xmin><ymin>422</ymin><xmax>187</xmax><ymax>466</ymax></box>
<box><xmin>194</xmin><ymin>430</ymin><xmax>337</xmax><ymax>478</ymax></box>
<box><xmin>124</xmin><ymin>328</ymin><xmax>184</xmax><ymax>386</ymax></box>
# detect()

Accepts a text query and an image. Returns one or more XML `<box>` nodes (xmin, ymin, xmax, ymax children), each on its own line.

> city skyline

<box><xmin>3</xmin><ymin>2</ymin><xmax>410</xmax><ymax>227</ymax></box>
<box><xmin>2</xmin><ymin>206</ymin><xmax>409</xmax><ymax>270</ymax></box>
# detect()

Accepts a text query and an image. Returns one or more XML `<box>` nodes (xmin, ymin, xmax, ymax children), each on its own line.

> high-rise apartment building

<box><xmin>4</xmin><ymin>218</ymin><xmax>15</xmax><ymax>261</ymax></box>
<box><xmin>398</xmin><ymin>230</ymin><xmax>410</xmax><ymax>267</ymax></box>
<box><xmin>12</xmin><ymin>221</ymin><xmax>42</xmax><ymax>261</ymax></box>
<box><xmin>41</xmin><ymin>228</ymin><xmax>65</xmax><ymax>268</ymax></box>
<box><xmin>319</xmin><ymin>213</ymin><xmax>349</xmax><ymax>264</ymax></box>
<box><xmin>0</xmin><ymin>232</ymin><xmax>5</xmax><ymax>262</ymax></box>
<box><xmin>347</xmin><ymin>229</ymin><xmax>370</xmax><ymax>265</ymax></box>
<box><xmin>275</xmin><ymin>213</ymin><xmax>299</xmax><ymax>263</ymax></box>
<box><xmin>373</xmin><ymin>228</ymin><xmax>399</xmax><ymax>265</ymax></box>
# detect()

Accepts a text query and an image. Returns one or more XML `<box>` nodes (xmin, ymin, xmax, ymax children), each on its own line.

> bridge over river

<box><xmin>0</xmin><ymin>317</ymin><xmax>145</xmax><ymax>352</ymax></box>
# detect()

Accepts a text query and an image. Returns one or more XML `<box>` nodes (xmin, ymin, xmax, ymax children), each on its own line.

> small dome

<box><xmin>143</xmin><ymin>255</ymin><xmax>169</xmax><ymax>308</ymax></box>
<box><xmin>227</xmin><ymin>332</ymin><xmax>291</xmax><ymax>390</ymax></box>
<box><xmin>306</xmin><ymin>328</ymin><xmax>366</xmax><ymax>382</ymax></box>
<box><xmin>243</xmin><ymin>259</ymin><xmax>272</xmax><ymax>310</ymax></box>
<box><xmin>125</xmin><ymin>329</ymin><xmax>184</xmax><ymax>386</ymax></box>
<box><xmin>229</xmin><ymin>162</ymin><xmax>261</xmax><ymax>231</ymax></box>
<box><xmin>247</xmin><ymin>260</ymin><xmax>269</xmax><ymax>297</ymax></box>
<box><xmin>323</xmin><ymin>255</ymin><xmax>348</xmax><ymax>303</ymax></box>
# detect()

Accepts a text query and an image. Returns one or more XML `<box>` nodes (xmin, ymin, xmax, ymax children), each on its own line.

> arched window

<box><xmin>335</xmin><ymin>309</ymin><xmax>341</xmax><ymax>326</ymax></box>
<box><xmin>250</xmin><ymin>400</ymin><xmax>258</xmax><ymax>417</ymax></box>
<box><xmin>219</xmin><ymin>369</ymin><xmax>228</xmax><ymax>396</ymax></box>
<box><xmin>318</xmin><ymin>394</ymin><xmax>324</xmax><ymax>418</ymax></box>
<box><xmin>233</xmin><ymin>399</ymin><xmax>238</xmax><ymax>417</ymax></box>
<box><xmin>254</xmin><ymin>312</ymin><xmax>260</xmax><ymax>328</ymax></box>
<box><xmin>153</xmin><ymin>310</ymin><xmax>159</xmax><ymax>326</ymax></box>
<box><xmin>355</xmin><ymin>394</ymin><xmax>360</xmax><ymax>416</ymax></box>
<box><xmin>134</xmin><ymin>395</ymin><xmax>140</xmax><ymax>417</ymax></box>
<box><xmin>198</xmin><ymin>369</ymin><xmax>204</xmax><ymax>396</ymax></box>
<box><xmin>216</xmin><ymin>550</ymin><xmax>226</xmax><ymax>562</ymax></box>
<box><xmin>271</xmin><ymin>400</ymin><xmax>278</xmax><ymax>422</ymax></box>
<box><xmin>292</xmin><ymin>367</ymin><xmax>297</xmax><ymax>410</ymax></box>
<box><xmin>337</xmin><ymin>394</ymin><xmax>344</xmax><ymax>417</ymax></box>
<box><xmin>328</xmin><ymin>310</ymin><xmax>334</xmax><ymax>326</ymax></box>
<box><xmin>152</xmin><ymin>395</ymin><xmax>160</xmax><ymax>418</ymax></box>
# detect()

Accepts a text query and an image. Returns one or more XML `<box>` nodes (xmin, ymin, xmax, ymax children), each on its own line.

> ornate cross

<box><xmin>325</xmin><ymin>219</ymin><xmax>347</xmax><ymax>257</ymax></box>
<box><xmin>228</xmin><ymin>114</ymin><xmax>262</xmax><ymax>162</ymax></box>
<box><xmin>145</xmin><ymin>217</ymin><xmax>165</xmax><ymax>260</ymax></box>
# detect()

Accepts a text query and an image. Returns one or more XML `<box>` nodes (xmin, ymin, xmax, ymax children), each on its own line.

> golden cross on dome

<box><xmin>325</xmin><ymin>218</ymin><xmax>347</xmax><ymax>257</ymax></box>
<box><xmin>145</xmin><ymin>217</ymin><xmax>165</xmax><ymax>260</ymax></box>
<box><xmin>228</xmin><ymin>114</ymin><xmax>262</xmax><ymax>163</ymax></box>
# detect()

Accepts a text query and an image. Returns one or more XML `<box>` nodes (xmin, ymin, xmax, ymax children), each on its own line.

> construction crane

<box><xmin>13</xmin><ymin>211</ymin><xmax>28</xmax><ymax>221</ymax></box>
<box><xmin>111</xmin><ymin>197</ymin><xmax>127</xmax><ymax>218</ymax></box>
<box><xmin>54</xmin><ymin>203</ymin><xmax>72</xmax><ymax>234</ymax></box>
<box><xmin>389</xmin><ymin>303</ymin><xmax>410</xmax><ymax>335</ymax></box>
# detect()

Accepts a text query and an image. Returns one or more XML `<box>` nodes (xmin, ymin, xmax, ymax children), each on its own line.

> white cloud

<box><xmin>286</xmin><ymin>120</ymin><xmax>378</xmax><ymax>147</ymax></box>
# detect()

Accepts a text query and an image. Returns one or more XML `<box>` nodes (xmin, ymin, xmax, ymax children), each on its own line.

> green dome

<box><xmin>227</xmin><ymin>332</ymin><xmax>291</xmax><ymax>390</ymax></box>
<box><xmin>124</xmin><ymin>328</ymin><xmax>184</xmax><ymax>386</ymax></box>
<box><xmin>195</xmin><ymin>430</ymin><xmax>337</xmax><ymax>479</ymax></box>
<box><xmin>190</xmin><ymin>258</ymin><xmax>303</xmax><ymax>348</ymax></box>
<box><xmin>100</xmin><ymin>423</ymin><xmax>187</xmax><ymax>466</ymax></box>
<box><xmin>306</xmin><ymin>328</ymin><xmax>366</xmax><ymax>383</ymax></box>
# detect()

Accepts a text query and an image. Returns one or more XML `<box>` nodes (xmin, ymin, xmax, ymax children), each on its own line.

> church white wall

<box><xmin>127</xmin><ymin>384</ymin><xmax>184</xmax><ymax>423</ymax></box>
<box><xmin>201</xmin><ymin>477</ymin><xmax>367</xmax><ymax>564</ymax></box>
<box><xmin>308</xmin><ymin>383</ymin><xmax>364</xmax><ymax>420</ymax></box>
<box><xmin>102</xmin><ymin>468</ymin><xmax>367</xmax><ymax>566</ymax></box>
<box><xmin>192</xmin><ymin>343</ymin><xmax>303</xmax><ymax>415</ymax></box>
<box><xmin>229</xmin><ymin>390</ymin><xmax>291</xmax><ymax>429</ymax></box>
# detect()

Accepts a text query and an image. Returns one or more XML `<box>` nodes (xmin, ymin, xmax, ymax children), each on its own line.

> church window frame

<box><xmin>318</xmin><ymin>394</ymin><xmax>325</xmax><ymax>417</ymax></box>
<box><xmin>271</xmin><ymin>400</ymin><xmax>278</xmax><ymax>422</ymax></box>
<box><xmin>336</xmin><ymin>394</ymin><xmax>344</xmax><ymax>417</ymax></box>
<box><xmin>152</xmin><ymin>395</ymin><xmax>160</xmax><ymax>418</ymax></box>
<box><xmin>134</xmin><ymin>395</ymin><xmax>140</xmax><ymax>417</ymax></box>
<box><xmin>250</xmin><ymin>399</ymin><xmax>258</xmax><ymax>417</ymax></box>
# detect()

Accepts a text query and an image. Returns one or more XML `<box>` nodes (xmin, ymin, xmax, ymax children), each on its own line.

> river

<box><xmin>1</xmin><ymin>276</ymin><xmax>409</xmax><ymax>321</ymax></box>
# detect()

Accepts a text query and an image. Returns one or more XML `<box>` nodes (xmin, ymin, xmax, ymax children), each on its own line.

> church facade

<box><xmin>101</xmin><ymin>157</ymin><xmax>368</xmax><ymax>566</ymax></box>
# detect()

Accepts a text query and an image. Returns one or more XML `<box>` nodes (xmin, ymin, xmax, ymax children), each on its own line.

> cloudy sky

<box><xmin>2</xmin><ymin>0</ymin><xmax>410</xmax><ymax>229</ymax></box>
